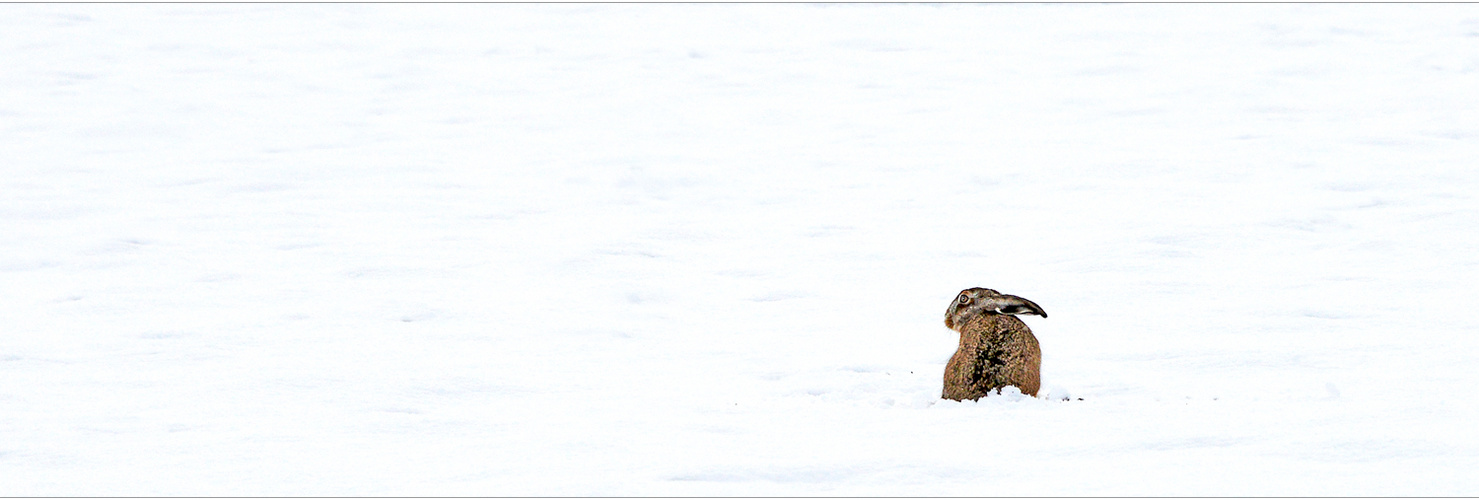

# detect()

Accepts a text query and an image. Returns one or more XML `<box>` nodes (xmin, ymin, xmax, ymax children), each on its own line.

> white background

<box><xmin>3</xmin><ymin>3</ymin><xmax>1478</xmax><ymax>495</ymax></box>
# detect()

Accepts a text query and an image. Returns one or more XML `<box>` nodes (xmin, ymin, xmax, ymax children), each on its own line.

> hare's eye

<box><xmin>958</xmin><ymin>295</ymin><xmax>970</xmax><ymax>304</ymax></box>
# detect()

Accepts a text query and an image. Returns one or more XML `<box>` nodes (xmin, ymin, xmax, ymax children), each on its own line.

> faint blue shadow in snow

<box><xmin>831</xmin><ymin>38</ymin><xmax>918</xmax><ymax>53</ymax></box>
<box><xmin>749</xmin><ymin>291</ymin><xmax>808</xmax><ymax>302</ymax></box>
<box><xmin>1325</xmin><ymin>181</ymin><xmax>1378</xmax><ymax>192</ymax></box>
<box><xmin>0</xmin><ymin>259</ymin><xmax>60</xmax><ymax>272</ymax></box>
<box><xmin>471</xmin><ymin>210</ymin><xmax>549</xmax><ymax>221</ymax></box>
<box><xmin>671</xmin><ymin>464</ymin><xmax>972</xmax><ymax>483</ymax></box>
<box><xmin>1072</xmin><ymin>65</ymin><xmax>1140</xmax><ymax>77</ymax></box>
<box><xmin>403</xmin><ymin>378</ymin><xmax>530</xmax><ymax>397</ymax></box>
<box><xmin>138</xmin><ymin>331</ymin><xmax>197</xmax><ymax>340</ymax></box>
<box><xmin>1140</xmin><ymin>436</ymin><xmax>1254</xmax><ymax>451</ymax></box>
<box><xmin>81</xmin><ymin>238</ymin><xmax>154</xmax><ymax>256</ymax></box>
<box><xmin>669</xmin><ymin>466</ymin><xmax>863</xmax><ymax>484</ymax></box>
<box><xmin>560</xmin><ymin>328</ymin><xmax>634</xmax><ymax>339</ymax></box>
<box><xmin>1297</xmin><ymin>309</ymin><xmax>1355</xmax><ymax>320</ymax></box>
<box><xmin>803</xmin><ymin>225</ymin><xmax>855</xmax><ymax>237</ymax></box>
<box><xmin>1104</xmin><ymin>349</ymin><xmax>1332</xmax><ymax>370</ymax></box>
<box><xmin>344</xmin><ymin>266</ymin><xmax>424</xmax><ymax>279</ymax></box>
<box><xmin>1268</xmin><ymin>214</ymin><xmax>1351</xmax><ymax>232</ymax></box>
<box><xmin>375</xmin><ymin>407</ymin><xmax>423</xmax><ymax>415</ymax></box>
<box><xmin>399</xmin><ymin>310</ymin><xmax>439</xmax><ymax>323</ymax></box>
<box><xmin>45</xmin><ymin>12</ymin><xmax>93</xmax><ymax>24</ymax></box>
<box><xmin>194</xmin><ymin>272</ymin><xmax>240</xmax><ymax>282</ymax></box>
<box><xmin>594</xmin><ymin>248</ymin><xmax>662</xmax><ymax>258</ymax></box>
<box><xmin>1289</xmin><ymin>439</ymin><xmax>1476</xmax><ymax>463</ymax></box>
<box><xmin>221</xmin><ymin>182</ymin><xmax>298</xmax><ymax>194</ymax></box>
<box><xmin>0</xmin><ymin>205</ymin><xmax>92</xmax><ymax>220</ymax></box>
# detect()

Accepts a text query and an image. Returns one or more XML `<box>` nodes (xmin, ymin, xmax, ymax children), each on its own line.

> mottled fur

<box><xmin>942</xmin><ymin>287</ymin><xmax>1046</xmax><ymax>400</ymax></box>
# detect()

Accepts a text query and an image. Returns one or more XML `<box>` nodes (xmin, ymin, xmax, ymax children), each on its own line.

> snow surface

<box><xmin>4</xmin><ymin>3</ymin><xmax>1479</xmax><ymax>496</ymax></box>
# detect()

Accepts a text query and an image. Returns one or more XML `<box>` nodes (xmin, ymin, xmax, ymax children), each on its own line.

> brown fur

<box><xmin>942</xmin><ymin>287</ymin><xmax>1045</xmax><ymax>400</ymax></box>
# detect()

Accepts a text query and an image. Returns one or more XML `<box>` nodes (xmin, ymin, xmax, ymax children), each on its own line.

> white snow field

<box><xmin>3</xmin><ymin>3</ymin><xmax>1479</xmax><ymax>495</ymax></box>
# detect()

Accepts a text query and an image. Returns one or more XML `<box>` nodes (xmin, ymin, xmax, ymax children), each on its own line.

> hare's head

<box><xmin>944</xmin><ymin>287</ymin><xmax>1048</xmax><ymax>330</ymax></box>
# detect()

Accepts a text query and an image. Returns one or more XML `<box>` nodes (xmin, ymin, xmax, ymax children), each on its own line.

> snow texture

<box><xmin>3</xmin><ymin>3</ymin><xmax>1479</xmax><ymax>496</ymax></box>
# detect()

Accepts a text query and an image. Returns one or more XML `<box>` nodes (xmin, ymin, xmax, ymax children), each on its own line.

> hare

<box><xmin>942</xmin><ymin>287</ymin><xmax>1047</xmax><ymax>400</ymax></box>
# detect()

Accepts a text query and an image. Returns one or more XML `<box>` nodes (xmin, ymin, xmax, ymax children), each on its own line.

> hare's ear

<box><xmin>996</xmin><ymin>295</ymin><xmax>1047</xmax><ymax>318</ymax></box>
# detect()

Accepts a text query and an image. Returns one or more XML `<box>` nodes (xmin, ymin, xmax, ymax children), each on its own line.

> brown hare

<box><xmin>942</xmin><ymin>287</ymin><xmax>1047</xmax><ymax>400</ymax></box>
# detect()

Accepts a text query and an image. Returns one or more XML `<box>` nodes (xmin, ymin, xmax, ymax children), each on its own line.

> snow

<box><xmin>3</xmin><ymin>3</ymin><xmax>1479</xmax><ymax>495</ymax></box>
